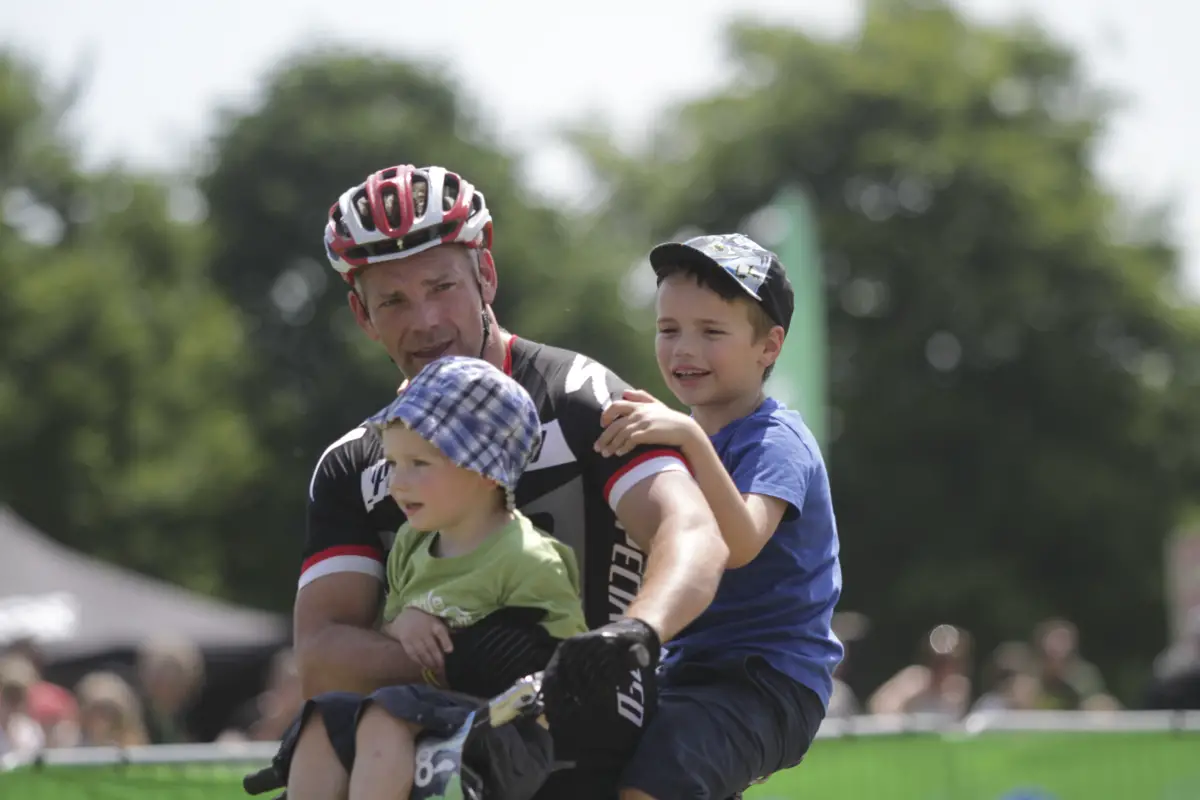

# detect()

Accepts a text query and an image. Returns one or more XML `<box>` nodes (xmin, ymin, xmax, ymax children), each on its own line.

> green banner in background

<box><xmin>758</xmin><ymin>186</ymin><xmax>828</xmax><ymax>448</ymax></box>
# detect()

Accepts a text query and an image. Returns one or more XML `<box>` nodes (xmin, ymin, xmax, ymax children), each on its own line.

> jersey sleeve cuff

<box><xmin>604</xmin><ymin>450</ymin><xmax>692</xmax><ymax>512</ymax></box>
<box><xmin>298</xmin><ymin>545</ymin><xmax>386</xmax><ymax>590</ymax></box>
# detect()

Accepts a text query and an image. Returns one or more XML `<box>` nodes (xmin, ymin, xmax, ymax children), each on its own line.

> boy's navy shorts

<box><xmin>620</xmin><ymin>656</ymin><xmax>825</xmax><ymax>799</ymax></box>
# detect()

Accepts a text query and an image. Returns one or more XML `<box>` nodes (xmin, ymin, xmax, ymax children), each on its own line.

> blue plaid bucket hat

<box><xmin>367</xmin><ymin>356</ymin><xmax>541</xmax><ymax>509</ymax></box>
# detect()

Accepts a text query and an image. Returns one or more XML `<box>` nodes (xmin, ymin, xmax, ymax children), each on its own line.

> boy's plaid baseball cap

<box><xmin>368</xmin><ymin>356</ymin><xmax>541</xmax><ymax>507</ymax></box>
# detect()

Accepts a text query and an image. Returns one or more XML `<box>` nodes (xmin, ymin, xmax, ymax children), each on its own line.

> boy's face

<box><xmin>381</xmin><ymin>424</ymin><xmax>498</xmax><ymax>531</ymax></box>
<box><xmin>654</xmin><ymin>272</ymin><xmax>781</xmax><ymax>408</ymax></box>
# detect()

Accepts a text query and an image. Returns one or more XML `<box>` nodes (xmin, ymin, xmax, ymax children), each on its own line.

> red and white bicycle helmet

<box><xmin>324</xmin><ymin>164</ymin><xmax>493</xmax><ymax>285</ymax></box>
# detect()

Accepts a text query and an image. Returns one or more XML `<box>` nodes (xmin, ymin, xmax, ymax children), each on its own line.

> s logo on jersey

<box><xmin>565</xmin><ymin>354</ymin><xmax>611</xmax><ymax>409</ymax></box>
<box><xmin>362</xmin><ymin>458</ymin><xmax>392</xmax><ymax>512</ymax></box>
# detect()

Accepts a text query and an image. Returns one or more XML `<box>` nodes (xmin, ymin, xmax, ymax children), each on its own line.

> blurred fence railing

<box><xmin>3</xmin><ymin>710</ymin><xmax>1199</xmax><ymax>799</ymax></box>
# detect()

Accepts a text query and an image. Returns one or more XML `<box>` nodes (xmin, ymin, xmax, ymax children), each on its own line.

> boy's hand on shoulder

<box><xmin>596</xmin><ymin>389</ymin><xmax>701</xmax><ymax>457</ymax></box>
<box><xmin>383</xmin><ymin>607</ymin><xmax>454</xmax><ymax>672</ymax></box>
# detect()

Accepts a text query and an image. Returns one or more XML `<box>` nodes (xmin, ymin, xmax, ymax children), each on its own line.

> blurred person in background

<box><xmin>1</xmin><ymin>637</ymin><xmax>79</xmax><ymax>747</ymax></box>
<box><xmin>1145</xmin><ymin>608</ymin><xmax>1200</xmax><ymax>710</ymax></box>
<box><xmin>1151</xmin><ymin>607</ymin><xmax>1200</xmax><ymax>679</ymax></box>
<box><xmin>222</xmin><ymin>648</ymin><xmax>304</xmax><ymax>742</ymax></box>
<box><xmin>135</xmin><ymin>635</ymin><xmax>205</xmax><ymax>743</ymax></box>
<box><xmin>1030</xmin><ymin>618</ymin><xmax>1106</xmax><ymax>710</ymax></box>
<box><xmin>970</xmin><ymin>642</ymin><xmax>1040</xmax><ymax>713</ymax></box>
<box><xmin>868</xmin><ymin>624</ymin><xmax>973</xmax><ymax>718</ymax></box>
<box><xmin>75</xmin><ymin>671</ymin><xmax>149</xmax><ymax>747</ymax></box>
<box><xmin>826</xmin><ymin>612</ymin><xmax>869</xmax><ymax>718</ymax></box>
<box><xmin>0</xmin><ymin>654</ymin><xmax>45</xmax><ymax>763</ymax></box>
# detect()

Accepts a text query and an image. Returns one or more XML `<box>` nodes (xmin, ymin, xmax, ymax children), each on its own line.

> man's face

<box><xmin>349</xmin><ymin>246</ymin><xmax>498</xmax><ymax>377</ymax></box>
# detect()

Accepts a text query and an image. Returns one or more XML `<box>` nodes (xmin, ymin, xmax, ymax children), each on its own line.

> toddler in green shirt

<box><xmin>350</xmin><ymin>355</ymin><xmax>585</xmax><ymax>800</ymax></box>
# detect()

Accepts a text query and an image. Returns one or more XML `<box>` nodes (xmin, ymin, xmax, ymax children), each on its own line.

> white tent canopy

<box><xmin>0</xmin><ymin>506</ymin><xmax>286</xmax><ymax>660</ymax></box>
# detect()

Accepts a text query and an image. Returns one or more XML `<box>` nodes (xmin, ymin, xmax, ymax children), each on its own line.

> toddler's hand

<box><xmin>384</xmin><ymin>607</ymin><xmax>454</xmax><ymax>671</ymax></box>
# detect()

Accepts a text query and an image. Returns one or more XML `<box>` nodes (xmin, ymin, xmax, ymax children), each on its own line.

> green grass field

<box><xmin>748</xmin><ymin>732</ymin><xmax>1200</xmax><ymax>799</ymax></box>
<box><xmin>3</xmin><ymin>732</ymin><xmax>1199</xmax><ymax>799</ymax></box>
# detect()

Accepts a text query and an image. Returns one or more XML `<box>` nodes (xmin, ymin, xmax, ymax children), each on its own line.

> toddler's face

<box><xmin>381</xmin><ymin>425</ymin><xmax>497</xmax><ymax>531</ymax></box>
<box><xmin>654</xmin><ymin>273</ymin><xmax>772</xmax><ymax>407</ymax></box>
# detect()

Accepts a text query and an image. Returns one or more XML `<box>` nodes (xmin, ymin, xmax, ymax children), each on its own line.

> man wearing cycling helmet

<box><xmin>287</xmin><ymin>165</ymin><xmax>728</xmax><ymax>799</ymax></box>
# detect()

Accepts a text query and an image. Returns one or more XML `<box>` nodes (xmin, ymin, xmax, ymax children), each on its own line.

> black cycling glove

<box><xmin>443</xmin><ymin>606</ymin><xmax>560</xmax><ymax>698</ymax></box>
<box><xmin>543</xmin><ymin>618</ymin><xmax>659</xmax><ymax>704</ymax></box>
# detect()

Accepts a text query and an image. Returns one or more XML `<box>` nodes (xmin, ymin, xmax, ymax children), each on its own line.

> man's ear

<box><xmin>477</xmin><ymin>250</ymin><xmax>498</xmax><ymax>305</ymax></box>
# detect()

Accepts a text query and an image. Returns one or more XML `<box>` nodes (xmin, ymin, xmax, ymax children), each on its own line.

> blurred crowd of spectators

<box><xmin>3</xmin><ymin>609</ymin><xmax>1198</xmax><ymax>762</ymax></box>
<box><xmin>0</xmin><ymin>637</ymin><xmax>300</xmax><ymax>764</ymax></box>
<box><xmin>827</xmin><ymin>612</ymin><xmax>1200</xmax><ymax>718</ymax></box>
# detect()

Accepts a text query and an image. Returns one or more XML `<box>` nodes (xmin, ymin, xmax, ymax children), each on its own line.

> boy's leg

<box><xmin>286</xmin><ymin>692</ymin><xmax>362</xmax><ymax>800</ymax></box>
<box><xmin>286</xmin><ymin>715</ymin><xmax>351</xmax><ymax>800</ymax></box>
<box><xmin>348</xmin><ymin>705</ymin><xmax>421</xmax><ymax>800</ymax></box>
<box><xmin>619</xmin><ymin>657</ymin><xmax>823</xmax><ymax>800</ymax></box>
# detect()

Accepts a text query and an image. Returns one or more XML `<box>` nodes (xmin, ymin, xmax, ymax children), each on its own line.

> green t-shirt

<box><xmin>383</xmin><ymin>512</ymin><xmax>588</xmax><ymax>640</ymax></box>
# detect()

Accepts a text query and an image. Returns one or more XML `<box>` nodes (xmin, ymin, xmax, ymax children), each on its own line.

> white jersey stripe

<box><xmin>607</xmin><ymin>454</ymin><xmax>691</xmax><ymax>512</ymax></box>
<box><xmin>297</xmin><ymin>554</ymin><xmax>385</xmax><ymax>591</ymax></box>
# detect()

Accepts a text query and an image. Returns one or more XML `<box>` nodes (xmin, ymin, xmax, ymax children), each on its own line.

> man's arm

<box><xmin>295</xmin><ymin>426</ymin><xmax>422</xmax><ymax>697</ymax></box>
<box><xmin>615</xmin><ymin>470</ymin><xmax>727</xmax><ymax>642</ymax></box>
<box><xmin>555</xmin><ymin>353</ymin><xmax>726</xmax><ymax>641</ymax></box>
<box><xmin>292</xmin><ymin>573</ymin><xmax>423</xmax><ymax>697</ymax></box>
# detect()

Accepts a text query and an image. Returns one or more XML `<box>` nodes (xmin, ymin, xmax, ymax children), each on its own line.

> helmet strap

<box><xmin>479</xmin><ymin>308</ymin><xmax>491</xmax><ymax>360</ymax></box>
<box><xmin>473</xmin><ymin>249</ymin><xmax>494</xmax><ymax>360</ymax></box>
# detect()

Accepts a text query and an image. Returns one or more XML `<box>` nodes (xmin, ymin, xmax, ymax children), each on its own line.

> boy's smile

<box><xmin>670</xmin><ymin>365</ymin><xmax>714</xmax><ymax>391</ymax></box>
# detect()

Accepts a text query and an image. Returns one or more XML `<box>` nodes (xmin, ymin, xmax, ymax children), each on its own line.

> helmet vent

<box><xmin>411</xmin><ymin>176</ymin><xmax>429</xmax><ymax>217</ymax></box>
<box><xmin>353</xmin><ymin>189</ymin><xmax>375</xmax><ymax>232</ymax></box>
<box><xmin>442</xmin><ymin>174</ymin><xmax>460</xmax><ymax>212</ymax></box>
<box><xmin>381</xmin><ymin>186</ymin><xmax>403</xmax><ymax>229</ymax></box>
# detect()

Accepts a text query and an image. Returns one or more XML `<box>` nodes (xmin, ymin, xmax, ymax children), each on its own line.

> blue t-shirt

<box><xmin>664</xmin><ymin>396</ymin><xmax>844</xmax><ymax>708</ymax></box>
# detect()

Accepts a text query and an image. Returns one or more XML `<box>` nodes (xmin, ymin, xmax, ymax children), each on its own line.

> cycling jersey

<box><xmin>299</xmin><ymin>336</ymin><xmax>691</xmax><ymax>630</ymax></box>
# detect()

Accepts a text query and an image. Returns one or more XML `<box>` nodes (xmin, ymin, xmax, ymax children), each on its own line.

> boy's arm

<box><xmin>678</xmin><ymin>427</ymin><xmax>789</xmax><ymax>569</ymax></box>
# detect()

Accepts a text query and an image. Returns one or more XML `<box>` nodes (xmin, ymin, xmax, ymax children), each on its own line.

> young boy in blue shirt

<box><xmin>595</xmin><ymin>232</ymin><xmax>844</xmax><ymax>799</ymax></box>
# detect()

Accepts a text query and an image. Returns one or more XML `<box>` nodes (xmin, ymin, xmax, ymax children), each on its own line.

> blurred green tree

<box><xmin>572</xmin><ymin>0</ymin><xmax>1200</xmax><ymax>702</ymax></box>
<box><xmin>0</xmin><ymin>53</ymin><xmax>261</xmax><ymax>598</ymax></box>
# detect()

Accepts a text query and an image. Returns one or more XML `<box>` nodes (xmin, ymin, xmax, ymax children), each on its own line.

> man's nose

<box><xmin>411</xmin><ymin>300</ymin><xmax>443</xmax><ymax>333</ymax></box>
